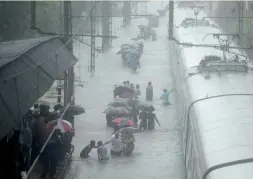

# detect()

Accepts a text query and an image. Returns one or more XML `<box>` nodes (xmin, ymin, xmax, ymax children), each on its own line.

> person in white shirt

<box><xmin>104</xmin><ymin>133</ymin><xmax>122</xmax><ymax>156</ymax></box>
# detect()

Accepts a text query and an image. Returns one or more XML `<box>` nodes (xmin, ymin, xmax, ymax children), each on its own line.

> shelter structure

<box><xmin>0</xmin><ymin>36</ymin><xmax>78</xmax><ymax>140</ymax></box>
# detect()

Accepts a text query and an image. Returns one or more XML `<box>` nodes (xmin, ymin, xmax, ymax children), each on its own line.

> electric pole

<box><xmin>145</xmin><ymin>1</ymin><xmax>147</xmax><ymax>15</ymax></box>
<box><xmin>102</xmin><ymin>1</ymin><xmax>112</xmax><ymax>52</ymax></box>
<box><xmin>238</xmin><ymin>1</ymin><xmax>243</xmax><ymax>35</ymax></box>
<box><xmin>209</xmin><ymin>1</ymin><xmax>212</xmax><ymax>16</ymax></box>
<box><xmin>90</xmin><ymin>2</ymin><xmax>96</xmax><ymax>77</ymax></box>
<box><xmin>64</xmin><ymin>1</ymin><xmax>75</xmax><ymax>105</ymax></box>
<box><xmin>168</xmin><ymin>0</ymin><xmax>174</xmax><ymax>40</ymax></box>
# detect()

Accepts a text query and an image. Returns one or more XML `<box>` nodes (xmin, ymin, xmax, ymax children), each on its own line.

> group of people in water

<box><xmin>119</xmin><ymin>80</ymin><xmax>172</xmax><ymax>105</ymax></box>
<box><xmin>134</xmin><ymin>26</ymin><xmax>157</xmax><ymax>41</ymax></box>
<box><xmin>80</xmin><ymin>79</ymin><xmax>172</xmax><ymax>162</ymax></box>
<box><xmin>80</xmin><ymin>130</ymin><xmax>135</xmax><ymax>161</ymax></box>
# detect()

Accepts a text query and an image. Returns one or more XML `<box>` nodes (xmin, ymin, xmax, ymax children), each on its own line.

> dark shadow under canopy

<box><xmin>0</xmin><ymin>36</ymin><xmax>78</xmax><ymax>140</ymax></box>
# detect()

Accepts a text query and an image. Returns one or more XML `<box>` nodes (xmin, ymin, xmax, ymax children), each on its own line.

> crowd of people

<box><xmin>134</xmin><ymin>26</ymin><xmax>157</xmax><ymax>41</ymax></box>
<box><xmin>0</xmin><ymin>102</ymin><xmax>74</xmax><ymax>179</ymax></box>
<box><xmin>80</xmin><ymin>130</ymin><xmax>136</xmax><ymax>161</ymax></box>
<box><xmin>80</xmin><ymin>80</ymin><xmax>169</xmax><ymax>162</ymax></box>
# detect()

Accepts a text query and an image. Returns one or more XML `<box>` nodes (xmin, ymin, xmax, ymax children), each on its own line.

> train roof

<box><xmin>182</xmin><ymin>45</ymin><xmax>253</xmax><ymax>179</ymax></box>
<box><xmin>174</xmin><ymin>7</ymin><xmax>247</xmax><ymax>59</ymax></box>
<box><xmin>174</xmin><ymin>5</ymin><xmax>253</xmax><ymax>179</ymax></box>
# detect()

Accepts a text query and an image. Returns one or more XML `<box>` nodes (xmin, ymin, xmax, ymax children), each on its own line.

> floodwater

<box><xmin>65</xmin><ymin>2</ymin><xmax>185</xmax><ymax>179</ymax></box>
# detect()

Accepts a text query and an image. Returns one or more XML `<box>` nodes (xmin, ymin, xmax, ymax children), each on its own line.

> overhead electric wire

<box><xmin>4</xmin><ymin>2</ymin><xmax>97</xmax><ymax>82</ymax></box>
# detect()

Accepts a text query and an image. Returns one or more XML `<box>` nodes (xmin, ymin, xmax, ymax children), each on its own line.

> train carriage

<box><xmin>169</xmin><ymin>4</ymin><xmax>253</xmax><ymax>179</ymax></box>
<box><xmin>173</xmin><ymin>45</ymin><xmax>253</xmax><ymax>179</ymax></box>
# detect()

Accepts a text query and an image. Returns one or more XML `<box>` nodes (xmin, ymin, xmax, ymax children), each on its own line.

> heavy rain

<box><xmin>1</xmin><ymin>1</ymin><xmax>252</xmax><ymax>179</ymax></box>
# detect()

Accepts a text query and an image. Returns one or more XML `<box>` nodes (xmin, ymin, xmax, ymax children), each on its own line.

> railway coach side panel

<box><xmin>190</xmin><ymin>95</ymin><xmax>253</xmax><ymax>179</ymax></box>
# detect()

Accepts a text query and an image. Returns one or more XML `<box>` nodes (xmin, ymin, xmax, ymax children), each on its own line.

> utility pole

<box><xmin>238</xmin><ymin>1</ymin><xmax>243</xmax><ymax>35</ymax></box>
<box><xmin>209</xmin><ymin>1</ymin><xmax>212</xmax><ymax>16</ymax></box>
<box><xmin>108</xmin><ymin>2</ymin><xmax>112</xmax><ymax>48</ymax></box>
<box><xmin>123</xmin><ymin>1</ymin><xmax>131</xmax><ymax>27</ymax></box>
<box><xmin>90</xmin><ymin>2</ymin><xmax>96</xmax><ymax>77</ymax></box>
<box><xmin>64</xmin><ymin>1</ymin><xmax>74</xmax><ymax>105</ymax></box>
<box><xmin>145</xmin><ymin>1</ymin><xmax>147</xmax><ymax>15</ymax></box>
<box><xmin>102</xmin><ymin>1</ymin><xmax>112</xmax><ymax>52</ymax></box>
<box><xmin>168</xmin><ymin>0</ymin><xmax>174</xmax><ymax>40</ymax></box>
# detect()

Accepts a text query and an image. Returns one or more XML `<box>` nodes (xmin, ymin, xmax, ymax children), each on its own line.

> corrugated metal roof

<box><xmin>0</xmin><ymin>36</ymin><xmax>58</xmax><ymax>68</ymax></box>
<box><xmin>0</xmin><ymin>36</ymin><xmax>78</xmax><ymax>140</ymax></box>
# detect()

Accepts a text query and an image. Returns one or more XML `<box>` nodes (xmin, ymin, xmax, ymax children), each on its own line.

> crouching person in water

<box><xmin>80</xmin><ymin>140</ymin><xmax>96</xmax><ymax>159</ymax></box>
<box><xmin>104</xmin><ymin>133</ymin><xmax>122</xmax><ymax>156</ymax></box>
<box><xmin>97</xmin><ymin>141</ymin><xmax>109</xmax><ymax>161</ymax></box>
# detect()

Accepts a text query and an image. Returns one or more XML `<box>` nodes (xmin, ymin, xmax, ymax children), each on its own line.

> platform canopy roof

<box><xmin>0</xmin><ymin>36</ymin><xmax>78</xmax><ymax>140</ymax></box>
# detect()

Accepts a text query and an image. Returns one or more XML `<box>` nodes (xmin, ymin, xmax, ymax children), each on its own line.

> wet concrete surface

<box><xmin>65</xmin><ymin>3</ymin><xmax>185</xmax><ymax>179</ymax></box>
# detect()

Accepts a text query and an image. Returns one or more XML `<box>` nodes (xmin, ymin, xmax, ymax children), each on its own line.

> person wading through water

<box><xmin>104</xmin><ymin>132</ymin><xmax>122</xmax><ymax>156</ymax></box>
<box><xmin>135</xmin><ymin>84</ymin><xmax>141</xmax><ymax>99</ymax></box>
<box><xmin>131</xmin><ymin>106</ymin><xmax>139</xmax><ymax>127</ymax></box>
<box><xmin>160</xmin><ymin>89</ymin><xmax>171</xmax><ymax>105</ymax></box>
<box><xmin>146</xmin><ymin>82</ymin><xmax>153</xmax><ymax>101</ymax></box>
<box><xmin>80</xmin><ymin>140</ymin><xmax>96</xmax><ymax>159</ymax></box>
<box><xmin>139</xmin><ymin>110</ymin><xmax>148</xmax><ymax>130</ymax></box>
<box><xmin>97</xmin><ymin>141</ymin><xmax>109</xmax><ymax>161</ymax></box>
<box><xmin>147</xmin><ymin>111</ymin><xmax>161</xmax><ymax>130</ymax></box>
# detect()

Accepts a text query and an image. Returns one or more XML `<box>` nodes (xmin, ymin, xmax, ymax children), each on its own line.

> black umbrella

<box><xmin>104</xmin><ymin>107</ymin><xmax>130</xmax><ymax>115</ymax></box>
<box><xmin>114</xmin><ymin>86</ymin><xmax>135</xmax><ymax>94</ymax></box>
<box><xmin>135</xmin><ymin>102</ymin><xmax>155</xmax><ymax>112</ymax></box>
<box><xmin>107</xmin><ymin>100</ymin><xmax>129</xmax><ymax>108</ymax></box>
<box><xmin>126</xmin><ymin>99</ymin><xmax>139</xmax><ymax>108</ymax></box>
<box><xmin>138</xmin><ymin>25</ymin><xmax>147</xmax><ymax>29</ymax></box>
<box><xmin>121</xmin><ymin>44</ymin><xmax>131</xmax><ymax>47</ymax></box>
<box><xmin>0</xmin><ymin>37</ymin><xmax>78</xmax><ymax>140</ymax></box>
<box><xmin>61</xmin><ymin>105</ymin><xmax>85</xmax><ymax>116</ymax></box>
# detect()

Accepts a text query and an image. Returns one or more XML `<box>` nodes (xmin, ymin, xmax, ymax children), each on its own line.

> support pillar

<box><xmin>90</xmin><ymin>2</ymin><xmax>96</xmax><ymax>76</ymax></box>
<box><xmin>123</xmin><ymin>1</ymin><xmax>131</xmax><ymax>27</ymax></box>
<box><xmin>64</xmin><ymin>1</ymin><xmax>74</xmax><ymax>105</ymax></box>
<box><xmin>168</xmin><ymin>0</ymin><xmax>174</xmax><ymax>40</ymax></box>
<box><xmin>102</xmin><ymin>1</ymin><xmax>112</xmax><ymax>52</ymax></box>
